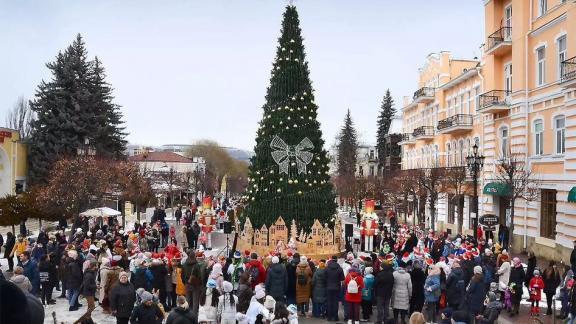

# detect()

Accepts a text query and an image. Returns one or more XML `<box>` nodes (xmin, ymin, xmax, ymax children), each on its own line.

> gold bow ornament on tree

<box><xmin>270</xmin><ymin>135</ymin><xmax>314</xmax><ymax>175</ymax></box>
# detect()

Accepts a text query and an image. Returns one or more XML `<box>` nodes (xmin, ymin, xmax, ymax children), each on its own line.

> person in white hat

<box><xmin>218</xmin><ymin>281</ymin><xmax>238</xmax><ymax>324</ymax></box>
<box><xmin>246</xmin><ymin>286</ymin><xmax>273</xmax><ymax>324</ymax></box>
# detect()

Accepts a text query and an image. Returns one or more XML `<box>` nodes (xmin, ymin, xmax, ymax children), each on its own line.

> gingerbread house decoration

<box><xmin>236</xmin><ymin>215</ymin><xmax>344</xmax><ymax>259</ymax></box>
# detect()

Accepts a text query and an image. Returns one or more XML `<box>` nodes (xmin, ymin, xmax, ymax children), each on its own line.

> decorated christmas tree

<box><xmin>244</xmin><ymin>5</ymin><xmax>336</xmax><ymax>231</ymax></box>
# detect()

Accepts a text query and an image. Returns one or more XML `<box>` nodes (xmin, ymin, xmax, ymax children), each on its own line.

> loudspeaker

<box><xmin>223</xmin><ymin>221</ymin><xmax>232</xmax><ymax>234</ymax></box>
<box><xmin>345</xmin><ymin>224</ymin><xmax>353</xmax><ymax>237</ymax></box>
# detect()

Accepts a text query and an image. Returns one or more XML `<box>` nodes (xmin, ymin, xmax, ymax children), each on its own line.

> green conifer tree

<box><xmin>336</xmin><ymin>109</ymin><xmax>358</xmax><ymax>178</ymax></box>
<box><xmin>243</xmin><ymin>6</ymin><xmax>336</xmax><ymax>230</ymax></box>
<box><xmin>376</xmin><ymin>89</ymin><xmax>396</xmax><ymax>169</ymax></box>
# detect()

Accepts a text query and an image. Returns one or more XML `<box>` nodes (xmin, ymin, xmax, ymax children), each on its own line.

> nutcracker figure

<box><xmin>198</xmin><ymin>196</ymin><xmax>216</xmax><ymax>249</ymax></box>
<box><xmin>360</xmin><ymin>199</ymin><xmax>379</xmax><ymax>252</ymax></box>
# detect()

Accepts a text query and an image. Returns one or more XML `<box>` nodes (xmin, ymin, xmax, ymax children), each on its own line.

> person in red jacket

<box><xmin>246</xmin><ymin>253</ymin><xmax>266</xmax><ymax>289</ymax></box>
<box><xmin>344</xmin><ymin>265</ymin><xmax>364</xmax><ymax>324</ymax></box>
<box><xmin>529</xmin><ymin>269</ymin><xmax>545</xmax><ymax>316</ymax></box>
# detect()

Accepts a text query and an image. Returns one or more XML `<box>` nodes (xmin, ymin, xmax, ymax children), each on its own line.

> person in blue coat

<box><xmin>361</xmin><ymin>267</ymin><xmax>375</xmax><ymax>321</ymax></box>
<box><xmin>424</xmin><ymin>265</ymin><xmax>441</xmax><ymax>323</ymax></box>
<box><xmin>18</xmin><ymin>251</ymin><xmax>40</xmax><ymax>295</ymax></box>
<box><xmin>466</xmin><ymin>266</ymin><xmax>487</xmax><ymax>318</ymax></box>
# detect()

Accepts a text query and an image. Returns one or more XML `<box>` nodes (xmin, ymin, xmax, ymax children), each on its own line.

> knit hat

<box><xmin>207</xmin><ymin>279</ymin><xmax>217</xmax><ymax>289</ymax></box>
<box><xmin>264</xmin><ymin>295</ymin><xmax>276</xmax><ymax>310</ymax></box>
<box><xmin>222</xmin><ymin>281</ymin><xmax>233</xmax><ymax>293</ymax></box>
<box><xmin>119</xmin><ymin>271</ymin><xmax>129</xmax><ymax>280</ymax></box>
<box><xmin>300</xmin><ymin>256</ymin><xmax>307</xmax><ymax>264</ymax></box>
<box><xmin>512</xmin><ymin>257</ymin><xmax>522</xmax><ymax>267</ymax></box>
<box><xmin>269</xmin><ymin>256</ymin><xmax>278</xmax><ymax>264</ymax></box>
<box><xmin>474</xmin><ymin>265</ymin><xmax>483</xmax><ymax>274</ymax></box>
<box><xmin>364</xmin><ymin>267</ymin><xmax>373</xmax><ymax>274</ymax></box>
<box><xmin>255</xmin><ymin>288</ymin><xmax>266</xmax><ymax>299</ymax></box>
<box><xmin>534</xmin><ymin>269</ymin><xmax>540</xmax><ymax>276</ymax></box>
<box><xmin>287</xmin><ymin>304</ymin><xmax>297</xmax><ymax>314</ymax></box>
<box><xmin>234</xmin><ymin>251</ymin><xmax>242</xmax><ymax>259</ymax></box>
<box><xmin>68</xmin><ymin>250</ymin><xmax>78</xmax><ymax>260</ymax></box>
<box><xmin>141</xmin><ymin>291</ymin><xmax>153</xmax><ymax>303</ymax></box>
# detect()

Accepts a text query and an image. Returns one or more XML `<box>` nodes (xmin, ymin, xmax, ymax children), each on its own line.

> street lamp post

<box><xmin>466</xmin><ymin>143</ymin><xmax>485</xmax><ymax>240</ymax></box>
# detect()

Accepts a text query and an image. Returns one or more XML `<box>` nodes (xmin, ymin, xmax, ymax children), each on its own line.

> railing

<box><xmin>437</xmin><ymin>114</ymin><xmax>473</xmax><ymax>131</ymax></box>
<box><xmin>400</xmin><ymin>133</ymin><xmax>413</xmax><ymax>142</ymax></box>
<box><xmin>561</xmin><ymin>56</ymin><xmax>576</xmax><ymax>83</ymax></box>
<box><xmin>412</xmin><ymin>126</ymin><xmax>435</xmax><ymax>138</ymax></box>
<box><xmin>413</xmin><ymin>87</ymin><xmax>435</xmax><ymax>100</ymax></box>
<box><xmin>478</xmin><ymin>90</ymin><xmax>510</xmax><ymax>111</ymax></box>
<box><xmin>486</xmin><ymin>27</ymin><xmax>512</xmax><ymax>52</ymax></box>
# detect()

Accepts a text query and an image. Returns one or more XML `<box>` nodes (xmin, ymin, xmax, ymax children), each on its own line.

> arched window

<box><xmin>459</xmin><ymin>139</ymin><xmax>465</xmax><ymax>166</ymax></box>
<box><xmin>452</xmin><ymin>141</ymin><xmax>458</xmax><ymax>166</ymax></box>
<box><xmin>534</xmin><ymin>120</ymin><xmax>544</xmax><ymax>156</ymax></box>
<box><xmin>554</xmin><ymin>115</ymin><xmax>565</xmax><ymax>154</ymax></box>
<box><xmin>446</xmin><ymin>143</ymin><xmax>451</xmax><ymax>167</ymax></box>
<box><xmin>434</xmin><ymin>145</ymin><xmax>439</xmax><ymax>167</ymax></box>
<box><xmin>500</xmin><ymin>127</ymin><xmax>509</xmax><ymax>158</ymax></box>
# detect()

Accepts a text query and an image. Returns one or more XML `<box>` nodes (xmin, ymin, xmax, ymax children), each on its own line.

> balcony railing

<box><xmin>400</xmin><ymin>133</ymin><xmax>414</xmax><ymax>143</ymax></box>
<box><xmin>413</xmin><ymin>87</ymin><xmax>435</xmax><ymax>101</ymax></box>
<box><xmin>485</xmin><ymin>27</ymin><xmax>512</xmax><ymax>54</ymax></box>
<box><xmin>412</xmin><ymin>126</ymin><xmax>435</xmax><ymax>138</ymax></box>
<box><xmin>437</xmin><ymin>114</ymin><xmax>473</xmax><ymax>132</ymax></box>
<box><xmin>478</xmin><ymin>90</ymin><xmax>510</xmax><ymax>112</ymax></box>
<box><xmin>561</xmin><ymin>56</ymin><xmax>576</xmax><ymax>84</ymax></box>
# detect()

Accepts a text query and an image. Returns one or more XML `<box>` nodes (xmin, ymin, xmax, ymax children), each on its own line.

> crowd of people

<box><xmin>2</xmin><ymin>204</ymin><xmax>576</xmax><ymax>324</ymax></box>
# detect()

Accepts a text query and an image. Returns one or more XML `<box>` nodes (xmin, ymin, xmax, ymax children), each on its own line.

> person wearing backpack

<box><xmin>295</xmin><ymin>255</ymin><xmax>312</xmax><ymax>317</ymax></box>
<box><xmin>246</xmin><ymin>253</ymin><xmax>266</xmax><ymax>289</ymax></box>
<box><xmin>361</xmin><ymin>267</ymin><xmax>375</xmax><ymax>321</ymax></box>
<box><xmin>445</xmin><ymin>261</ymin><xmax>465</xmax><ymax>311</ymax></box>
<box><xmin>344</xmin><ymin>264</ymin><xmax>364</xmax><ymax>324</ymax></box>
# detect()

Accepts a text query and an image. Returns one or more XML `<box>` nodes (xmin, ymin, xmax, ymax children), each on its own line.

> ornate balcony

<box><xmin>412</xmin><ymin>126</ymin><xmax>435</xmax><ymax>140</ymax></box>
<box><xmin>412</xmin><ymin>87</ymin><xmax>435</xmax><ymax>104</ymax></box>
<box><xmin>561</xmin><ymin>56</ymin><xmax>576</xmax><ymax>88</ymax></box>
<box><xmin>478</xmin><ymin>90</ymin><xmax>510</xmax><ymax>114</ymax></box>
<box><xmin>485</xmin><ymin>27</ymin><xmax>512</xmax><ymax>56</ymax></box>
<box><xmin>437</xmin><ymin>114</ymin><xmax>473</xmax><ymax>134</ymax></box>
<box><xmin>399</xmin><ymin>133</ymin><xmax>415</xmax><ymax>145</ymax></box>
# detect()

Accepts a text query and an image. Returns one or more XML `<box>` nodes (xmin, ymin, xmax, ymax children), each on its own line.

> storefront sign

<box><xmin>479</xmin><ymin>214</ymin><xmax>499</xmax><ymax>227</ymax></box>
<box><xmin>0</xmin><ymin>131</ymin><xmax>12</xmax><ymax>143</ymax></box>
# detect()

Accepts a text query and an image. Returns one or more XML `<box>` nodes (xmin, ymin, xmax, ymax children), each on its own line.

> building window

<box><xmin>434</xmin><ymin>145</ymin><xmax>439</xmax><ymax>167</ymax></box>
<box><xmin>500</xmin><ymin>127</ymin><xmax>509</xmax><ymax>158</ymax></box>
<box><xmin>537</xmin><ymin>46</ymin><xmax>546</xmax><ymax>86</ymax></box>
<box><xmin>369</xmin><ymin>166</ymin><xmax>374</xmax><ymax>177</ymax></box>
<box><xmin>474</xmin><ymin>86</ymin><xmax>481</xmax><ymax>113</ymax></box>
<box><xmin>359</xmin><ymin>166</ymin><xmax>364</xmax><ymax>176</ymax></box>
<box><xmin>505</xmin><ymin>5</ymin><xmax>512</xmax><ymax>39</ymax></box>
<box><xmin>534</xmin><ymin>120</ymin><xmax>544</xmax><ymax>155</ymax></box>
<box><xmin>459</xmin><ymin>139</ymin><xmax>465</xmax><ymax>166</ymax></box>
<box><xmin>558</xmin><ymin>36</ymin><xmax>567</xmax><ymax>80</ymax></box>
<box><xmin>447</xmin><ymin>143</ymin><xmax>451</xmax><ymax>167</ymax></box>
<box><xmin>538</xmin><ymin>0</ymin><xmax>547</xmax><ymax>16</ymax></box>
<box><xmin>369</xmin><ymin>150</ymin><xmax>375</xmax><ymax>160</ymax></box>
<box><xmin>554</xmin><ymin>115</ymin><xmax>565</xmax><ymax>154</ymax></box>
<box><xmin>447</xmin><ymin>194</ymin><xmax>456</xmax><ymax>224</ymax></box>
<box><xmin>540</xmin><ymin>189</ymin><xmax>556</xmax><ymax>239</ymax></box>
<box><xmin>505</xmin><ymin>63</ymin><xmax>513</xmax><ymax>93</ymax></box>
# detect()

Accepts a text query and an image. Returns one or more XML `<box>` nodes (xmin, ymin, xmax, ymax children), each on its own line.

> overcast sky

<box><xmin>0</xmin><ymin>0</ymin><xmax>484</xmax><ymax>151</ymax></box>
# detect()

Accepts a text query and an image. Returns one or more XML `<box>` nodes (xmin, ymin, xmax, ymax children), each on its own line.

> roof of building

<box><xmin>129</xmin><ymin>151</ymin><xmax>194</xmax><ymax>163</ymax></box>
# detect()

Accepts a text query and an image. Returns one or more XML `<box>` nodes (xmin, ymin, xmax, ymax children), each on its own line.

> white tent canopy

<box><xmin>80</xmin><ymin>207</ymin><xmax>122</xmax><ymax>218</ymax></box>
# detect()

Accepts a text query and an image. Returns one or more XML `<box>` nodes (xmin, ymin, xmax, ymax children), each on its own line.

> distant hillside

<box><xmin>223</xmin><ymin>147</ymin><xmax>253</xmax><ymax>162</ymax></box>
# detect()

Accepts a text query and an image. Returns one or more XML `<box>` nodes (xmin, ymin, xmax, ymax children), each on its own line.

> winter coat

<box><xmin>166</xmin><ymin>306</ymin><xmax>198</xmax><ymax>324</ymax></box>
<box><xmin>391</xmin><ymin>269</ymin><xmax>412</xmax><ymax>310</ymax></box>
<box><xmin>445</xmin><ymin>267</ymin><xmax>465</xmax><ymax>305</ymax></box>
<box><xmin>149</xmin><ymin>264</ymin><xmax>168</xmax><ymax>291</ymax></box>
<box><xmin>3</xmin><ymin>235</ymin><xmax>15</xmax><ymax>258</ymax></box>
<box><xmin>174</xmin><ymin>267</ymin><xmax>186</xmax><ymax>296</ymax></box>
<box><xmin>132</xmin><ymin>267</ymin><xmax>153</xmax><ymax>291</ymax></box>
<box><xmin>109</xmin><ymin>281</ymin><xmax>137</xmax><ymax>318</ymax></box>
<box><xmin>265</xmin><ymin>263</ymin><xmax>288</xmax><ymax>300</ymax></box>
<box><xmin>10</xmin><ymin>274</ymin><xmax>32</xmax><ymax>292</ymax></box>
<box><xmin>246</xmin><ymin>259</ymin><xmax>266</xmax><ymax>288</ymax></box>
<box><xmin>311</xmin><ymin>268</ymin><xmax>327</xmax><ymax>303</ymax></box>
<box><xmin>99</xmin><ymin>265</ymin><xmax>122</xmax><ymax>302</ymax></box>
<box><xmin>465</xmin><ymin>274</ymin><xmax>486</xmax><ymax>313</ymax></box>
<box><xmin>20</xmin><ymin>259</ymin><xmax>39</xmax><ymax>294</ymax></box>
<box><xmin>362</xmin><ymin>273</ymin><xmax>375</xmax><ymax>301</ymax></box>
<box><xmin>11</xmin><ymin>239</ymin><xmax>27</xmax><ymax>257</ymax></box>
<box><xmin>525</xmin><ymin>255</ymin><xmax>537</xmax><ymax>288</ymax></box>
<box><xmin>295</xmin><ymin>263</ymin><xmax>312</xmax><ymax>303</ymax></box>
<box><xmin>236</xmin><ymin>283</ymin><xmax>252</xmax><ymax>313</ymax></box>
<box><xmin>65</xmin><ymin>258</ymin><xmax>83</xmax><ymax>289</ymax></box>
<box><xmin>217</xmin><ymin>294</ymin><xmax>238</xmax><ymax>322</ymax></box>
<box><xmin>344</xmin><ymin>270</ymin><xmax>364</xmax><ymax>303</ymax></box>
<box><xmin>130</xmin><ymin>302</ymin><xmax>164</xmax><ymax>324</ymax></box>
<box><xmin>324</xmin><ymin>260</ymin><xmax>344</xmax><ymax>292</ymax></box>
<box><xmin>509</xmin><ymin>265</ymin><xmax>526</xmax><ymax>296</ymax></box>
<box><xmin>375</xmin><ymin>264</ymin><xmax>395</xmax><ymax>300</ymax></box>
<box><xmin>542</xmin><ymin>267</ymin><xmax>561</xmax><ymax>295</ymax></box>
<box><xmin>496</xmin><ymin>261</ymin><xmax>511</xmax><ymax>291</ymax></box>
<box><xmin>478</xmin><ymin>301</ymin><xmax>503</xmax><ymax>324</ymax></box>
<box><xmin>82</xmin><ymin>269</ymin><xmax>97</xmax><ymax>297</ymax></box>
<box><xmin>424</xmin><ymin>274</ymin><xmax>441</xmax><ymax>303</ymax></box>
<box><xmin>38</xmin><ymin>260</ymin><xmax>57</xmax><ymax>286</ymax></box>
<box><xmin>409</xmin><ymin>267</ymin><xmax>426</xmax><ymax>307</ymax></box>
<box><xmin>285</xmin><ymin>260</ymin><xmax>297</xmax><ymax>299</ymax></box>
<box><xmin>529</xmin><ymin>276</ymin><xmax>545</xmax><ymax>301</ymax></box>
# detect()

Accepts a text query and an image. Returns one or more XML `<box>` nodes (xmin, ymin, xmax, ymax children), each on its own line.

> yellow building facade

<box><xmin>0</xmin><ymin>128</ymin><xmax>28</xmax><ymax>196</ymax></box>
<box><xmin>400</xmin><ymin>0</ymin><xmax>576</xmax><ymax>260</ymax></box>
